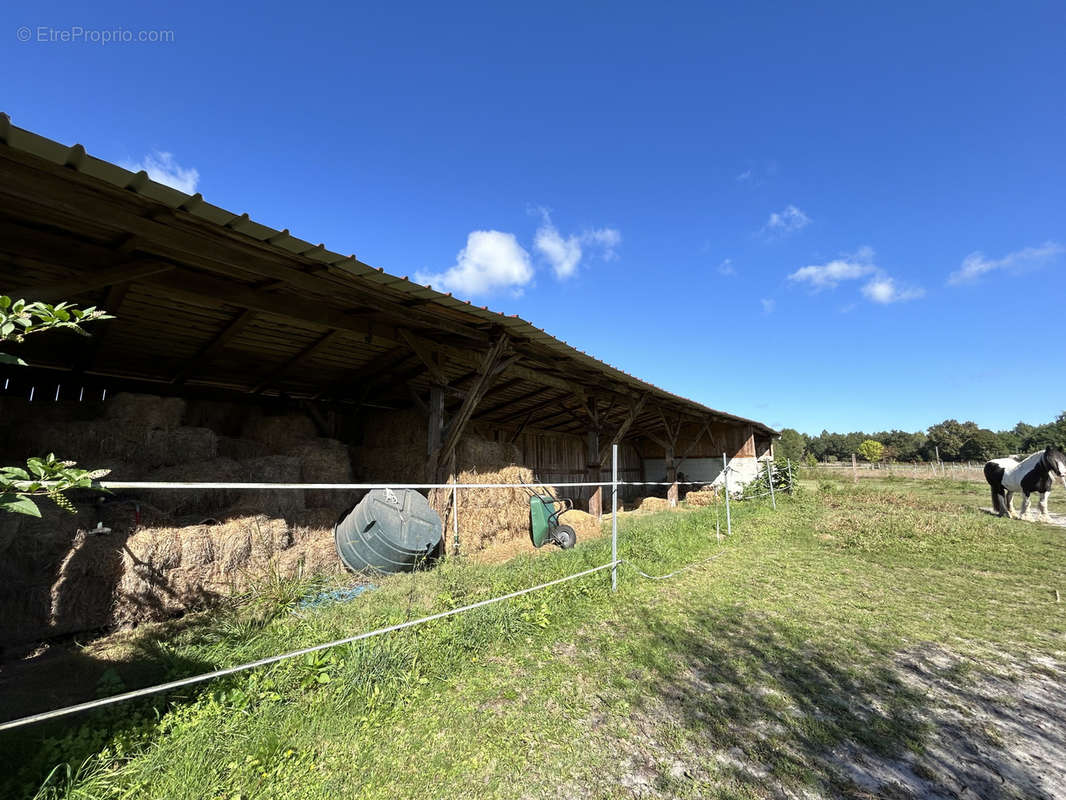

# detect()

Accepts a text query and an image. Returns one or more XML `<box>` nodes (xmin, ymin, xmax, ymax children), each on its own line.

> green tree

<box><xmin>958</xmin><ymin>429</ymin><xmax>1000</xmax><ymax>461</ymax></box>
<box><xmin>925</xmin><ymin>419</ymin><xmax>979</xmax><ymax>461</ymax></box>
<box><xmin>857</xmin><ymin>440</ymin><xmax>884</xmax><ymax>462</ymax></box>
<box><xmin>775</xmin><ymin>428</ymin><xmax>807</xmax><ymax>463</ymax></box>
<box><xmin>0</xmin><ymin>296</ymin><xmax>112</xmax><ymax>517</ymax></box>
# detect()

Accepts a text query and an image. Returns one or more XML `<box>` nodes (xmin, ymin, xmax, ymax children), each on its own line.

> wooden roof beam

<box><xmin>250</xmin><ymin>329</ymin><xmax>340</xmax><ymax>394</ymax></box>
<box><xmin>171</xmin><ymin>309</ymin><xmax>257</xmax><ymax>385</ymax></box>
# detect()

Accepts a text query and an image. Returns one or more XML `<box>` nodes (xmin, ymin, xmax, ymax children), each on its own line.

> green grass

<box><xmin>6</xmin><ymin>478</ymin><xmax>1066</xmax><ymax>799</ymax></box>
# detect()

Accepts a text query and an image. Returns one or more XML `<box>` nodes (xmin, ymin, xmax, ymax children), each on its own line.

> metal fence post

<box><xmin>722</xmin><ymin>452</ymin><xmax>731</xmax><ymax>537</ymax></box>
<box><xmin>766</xmin><ymin>460</ymin><xmax>776</xmax><ymax>510</ymax></box>
<box><xmin>611</xmin><ymin>443</ymin><xmax>619</xmax><ymax>592</ymax></box>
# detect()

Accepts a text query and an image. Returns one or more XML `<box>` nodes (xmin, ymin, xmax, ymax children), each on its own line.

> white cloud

<box><xmin>415</xmin><ymin>230</ymin><xmax>533</xmax><ymax>297</ymax></box>
<box><xmin>718</xmin><ymin>258</ymin><xmax>736</xmax><ymax>276</ymax></box>
<box><xmin>764</xmin><ymin>204</ymin><xmax>810</xmax><ymax>234</ymax></box>
<box><xmin>533</xmin><ymin>209</ymin><xmax>620</xmax><ymax>279</ymax></box>
<box><xmin>790</xmin><ymin>246</ymin><xmax>923</xmax><ymax>304</ymax></box>
<box><xmin>760</xmin><ymin>298</ymin><xmax>775</xmax><ymax>314</ymax></box>
<box><xmin>788</xmin><ymin>250</ymin><xmax>876</xmax><ymax>289</ymax></box>
<box><xmin>121</xmin><ymin>151</ymin><xmax>199</xmax><ymax>194</ymax></box>
<box><xmin>736</xmin><ymin>169</ymin><xmax>753</xmax><ymax>183</ymax></box>
<box><xmin>861</xmin><ymin>277</ymin><xmax>925</xmax><ymax>304</ymax></box>
<box><xmin>947</xmin><ymin>241</ymin><xmax>1065</xmax><ymax>285</ymax></box>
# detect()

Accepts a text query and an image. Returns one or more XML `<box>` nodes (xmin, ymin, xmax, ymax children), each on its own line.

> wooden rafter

<box><xmin>599</xmin><ymin>393</ymin><xmax>649</xmax><ymax>465</ymax></box>
<box><xmin>11</xmin><ymin>261</ymin><xmax>175</xmax><ymax>301</ymax></box>
<box><xmin>250</xmin><ymin>329</ymin><xmax>339</xmax><ymax>394</ymax></box>
<box><xmin>399</xmin><ymin>329</ymin><xmax>450</xmax><ymax>386</ymax></box>
<box><xmin>171</xmin><ymin>309</ymin><xmax>257</xmax><ymax>385</ymax></box>
<box><xmin>437</xmin><ymin>333</ymin><xmax>510</xmax><ymax>468</ymax></box>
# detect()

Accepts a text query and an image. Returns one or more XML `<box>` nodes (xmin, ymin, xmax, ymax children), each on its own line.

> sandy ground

<box><xmin>603</xmin><ymin>645</ymin><xmax>1066</xmax><ymax>799</ymax></box>
<box><xmin>979</xmin><ymin>508</ymin><xmax>1066</xmax><ymax>529</ymax></box>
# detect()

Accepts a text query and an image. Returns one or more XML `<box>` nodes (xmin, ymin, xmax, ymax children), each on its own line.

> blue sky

<box><xmin>4</xmin><ymin>1</ymin><xmax>1064</xmax><ymax>435</ymax></box>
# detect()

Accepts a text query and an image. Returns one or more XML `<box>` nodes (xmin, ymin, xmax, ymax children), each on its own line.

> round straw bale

<box><xmin>104</xmin><ymin>393</ymin><xmax>186</xmax><ymax>430</ymax></box>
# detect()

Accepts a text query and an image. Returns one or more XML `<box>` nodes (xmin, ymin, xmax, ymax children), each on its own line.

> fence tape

<box><xmin>0</xmin><ymin>561</ymin><xmax>617</xmax><ymax>732</ymax></box>
<box><xmin>621</xmin><ymin>550</ymin><xmax>730</xmax><ymax>581</ymax></box>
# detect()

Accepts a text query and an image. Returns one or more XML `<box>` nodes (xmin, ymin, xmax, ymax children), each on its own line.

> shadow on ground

<box><xmin>613</xmin><ymin>605</ymin><xmax>1066</xmax><ymax>799</ymax></box>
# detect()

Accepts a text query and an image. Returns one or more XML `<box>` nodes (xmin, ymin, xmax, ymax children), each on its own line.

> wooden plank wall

<box><xmin>472</xmin><ymin>422</ymin><xmax>643</xmax><ymax>501</ymax></box>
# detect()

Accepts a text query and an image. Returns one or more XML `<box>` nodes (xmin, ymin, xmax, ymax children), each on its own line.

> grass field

<box><xmin>4</xmin><ymin>475</ymin><xmax>1066</xmax><ymax>799</ymax></box>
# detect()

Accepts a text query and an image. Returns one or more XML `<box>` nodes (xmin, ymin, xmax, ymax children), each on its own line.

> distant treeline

<box><xmin>776</xmin><ymin>412</ymin><xmax>1066</xmax><ymax>464</ymax></box>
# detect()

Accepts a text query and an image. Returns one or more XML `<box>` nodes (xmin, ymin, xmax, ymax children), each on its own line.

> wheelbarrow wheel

<box><xmin>552</xmin><ymin>524</ymin><xmax>577</xmax><ymax>550</ymax></box>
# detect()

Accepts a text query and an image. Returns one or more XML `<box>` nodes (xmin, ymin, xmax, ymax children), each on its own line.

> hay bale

<box><xmin>233</xmin><ymin>456</ymin><xmax>305</xmax><ymax>517</ymax></box>
<box><xmin>351</xmin><ymin>445</ymin><xmax>429</xmax><ymax>483</ymax></box>
<box><xmin>104</xmin><ymin>393</ymin><xmax>185</xmax><ymax>430</ymax></box>
<box><xmin>241</xmin><ymin>414</ymin><xmax>317</xmax><ymax>451</ymax></box>
<box><xmin>276</xmin><ymin>509</ymin><xmax>345</xmax><ymax>577</ymax></box>
<box><xmin>114</xmin><ymin>515</ymin><xmax>293</xmax><ymax>623</ymax></box>
<box><xmin>456</xmin><ymin>436</ymin><xmax>521</xmax><ymax>472</ymax></box>
<box><xmin>144</xmin><ymin>427</ymin><xmax>218</xmax><ymax>468</ymax></box>
<box><xmin>430</xmin><ymin>466</ymin><xmax>542</xmax><ymax>556</ymax></box>
<box><xmin>48</xmin><ymin>529</ymin><xmax>124</xmax><ymax>637</ymax></box>
<box><xmin>114</xmin><ymin>513</ymin><xmax>342</xmax><ymax>625</ymax></box>
<box><xmin>287</xmin><ymin>438</ymin><xmax>353</xmax><ymax>509</ymax></box>
<box><xmin>359</xmin><ymin>409</ymin><xmax>425</xmax><ymax>449</ymax></box>
<box><xmin>218</xmin><ymin>436</ymin><xmax>273</xmax><ymax>461</ymax></box>
<box><xmin>636</xmin><ymin>496</ymin><xmax>672</xmax><ymax>514</ymax></box>
<box><xmin>141</xmin><ymin>458</ymin><xmax>242</xmax><ymax>517</ymax></box>
<box><xmin>0</xmin><ymin>504</ymin><xmax>103</xmax><ymax>646</ymax></box>
<box><xmin>684</xmin><ymin>488</ymin><xmax>719</xmax><ymax>507</ymax></box>
<box><xmin>563</xmin><ymin>509</ymin><xmax>604</xmax><ymax>542</ymax></box>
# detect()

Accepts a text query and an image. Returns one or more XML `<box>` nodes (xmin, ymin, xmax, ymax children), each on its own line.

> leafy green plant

<box><xmin>0</xmin><ymin>294</ymin><xmax>112</xmax><ymax>515</ymax></box>
<box><xmin>0</xmin><ymin>296</ymin><xmax>112</xmax><ymax>365</ymax></box>
<box><xmin>0</xmin><ymin>454</ymin><xmax>110</xmax><ymax>517</ymax></box>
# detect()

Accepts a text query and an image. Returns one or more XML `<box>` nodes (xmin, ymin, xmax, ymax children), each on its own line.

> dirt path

<box><xmin>979</xmin><ymin>508</ymin><xmax>1066</xmax><ymax>528</ymax></box>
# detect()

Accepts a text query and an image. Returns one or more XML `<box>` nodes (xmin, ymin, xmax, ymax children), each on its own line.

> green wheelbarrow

<box><xmin>527</xmin><ymin>488</ymin><xmax>577</xmax><ymax>550</ymax></box>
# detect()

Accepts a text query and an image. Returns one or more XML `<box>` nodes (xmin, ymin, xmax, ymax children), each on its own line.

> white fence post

<box><xmin>722</xmin><ymin>452</ymin><xmax>732</xmax><ymax>537</ymax></box>
<box><xmin>786</xmin><ymin>458</ymin><xmax>793</xmax><ymax>493</ymax></box>
<box><xmin>452</xmin><ymin>477</ymin><xmax>459</xmax><ymax>556</ymax></box>
<box><xmin>611</xmin><ymin>443</ymin><xmax>619</xmax><ymax>592</ymax></box>
<box><xmin>766</xmin><ymin>459</ymin><xmax>776</xmax><ymax>510</ymax></box>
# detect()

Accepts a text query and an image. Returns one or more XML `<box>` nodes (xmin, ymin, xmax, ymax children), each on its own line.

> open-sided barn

<box><xmin>0</xmin><ymin>114</ymin><xmax>776</xmax><ymax>644</ymax></box>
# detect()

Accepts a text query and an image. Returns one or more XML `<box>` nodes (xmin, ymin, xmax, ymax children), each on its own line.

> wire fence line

<box><xmin>1</xmin><ymin>450</ymin><xmax>794</xmax><ymax>732</ymax></box>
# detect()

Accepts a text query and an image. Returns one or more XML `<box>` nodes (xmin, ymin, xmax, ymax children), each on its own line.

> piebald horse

<box><xmin>984</xmin><ymin>446</ymin><xmax>1066</xmax><ymax>519</ymax></box>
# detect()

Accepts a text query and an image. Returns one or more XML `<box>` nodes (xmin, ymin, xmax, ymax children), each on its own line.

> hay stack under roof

<box><xmin>104</xmin><ymin>393</ymin><xmax>186</xmax><ymax>430</ymax></box>
<box><xmin>114</xmin><ymin>513</ymin><xmax>343</xmax><ymax>624</ymax></box>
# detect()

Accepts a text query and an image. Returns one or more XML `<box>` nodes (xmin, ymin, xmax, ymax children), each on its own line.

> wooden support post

<box><xmin>852</xmin><ymin>453</ymin><xmax>858</xmax><ymax>483</ymax></box>
<box><xmin>587</xmin><ymin>427</ymin><xmax>602</xmax><ymax>520</ymax></box>
<box><xmin>666</xmin><ymin>442</ymin><xmax>678</xmax><ymax>507</ymax></box>
<box><xmin>436</xmin><ymin>333</ymin><xmax>509</xmax><ymax>480</ymax></box>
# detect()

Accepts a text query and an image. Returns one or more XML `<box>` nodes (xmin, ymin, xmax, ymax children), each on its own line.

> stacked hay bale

<box><xmin>114</xmin><ymin>513</ymin><xmax>344</xmax><ymax>624</ymax></box>
<box><xmin>684</xmin><ymin>487</ymin><xmax>719</xmax><ymax>507</ymax></box>
<box><xmin>0</xmin><ymin>504</ymin><xmax>106</xmax><ymax>646</ymax></box>
<box><xmin>426</xmin><ymin>435</ymin><xmax>608</xmax><ymax>564</ymax></box>
<box><xmin>350</xmin><ymin>409</ymin><xmax>428</xmax><ymax>482</ymax></box>
<box><xmin>1</xmin><ymin>394</ymin><xmax>360</xmax><ymax>644</ymax></box>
